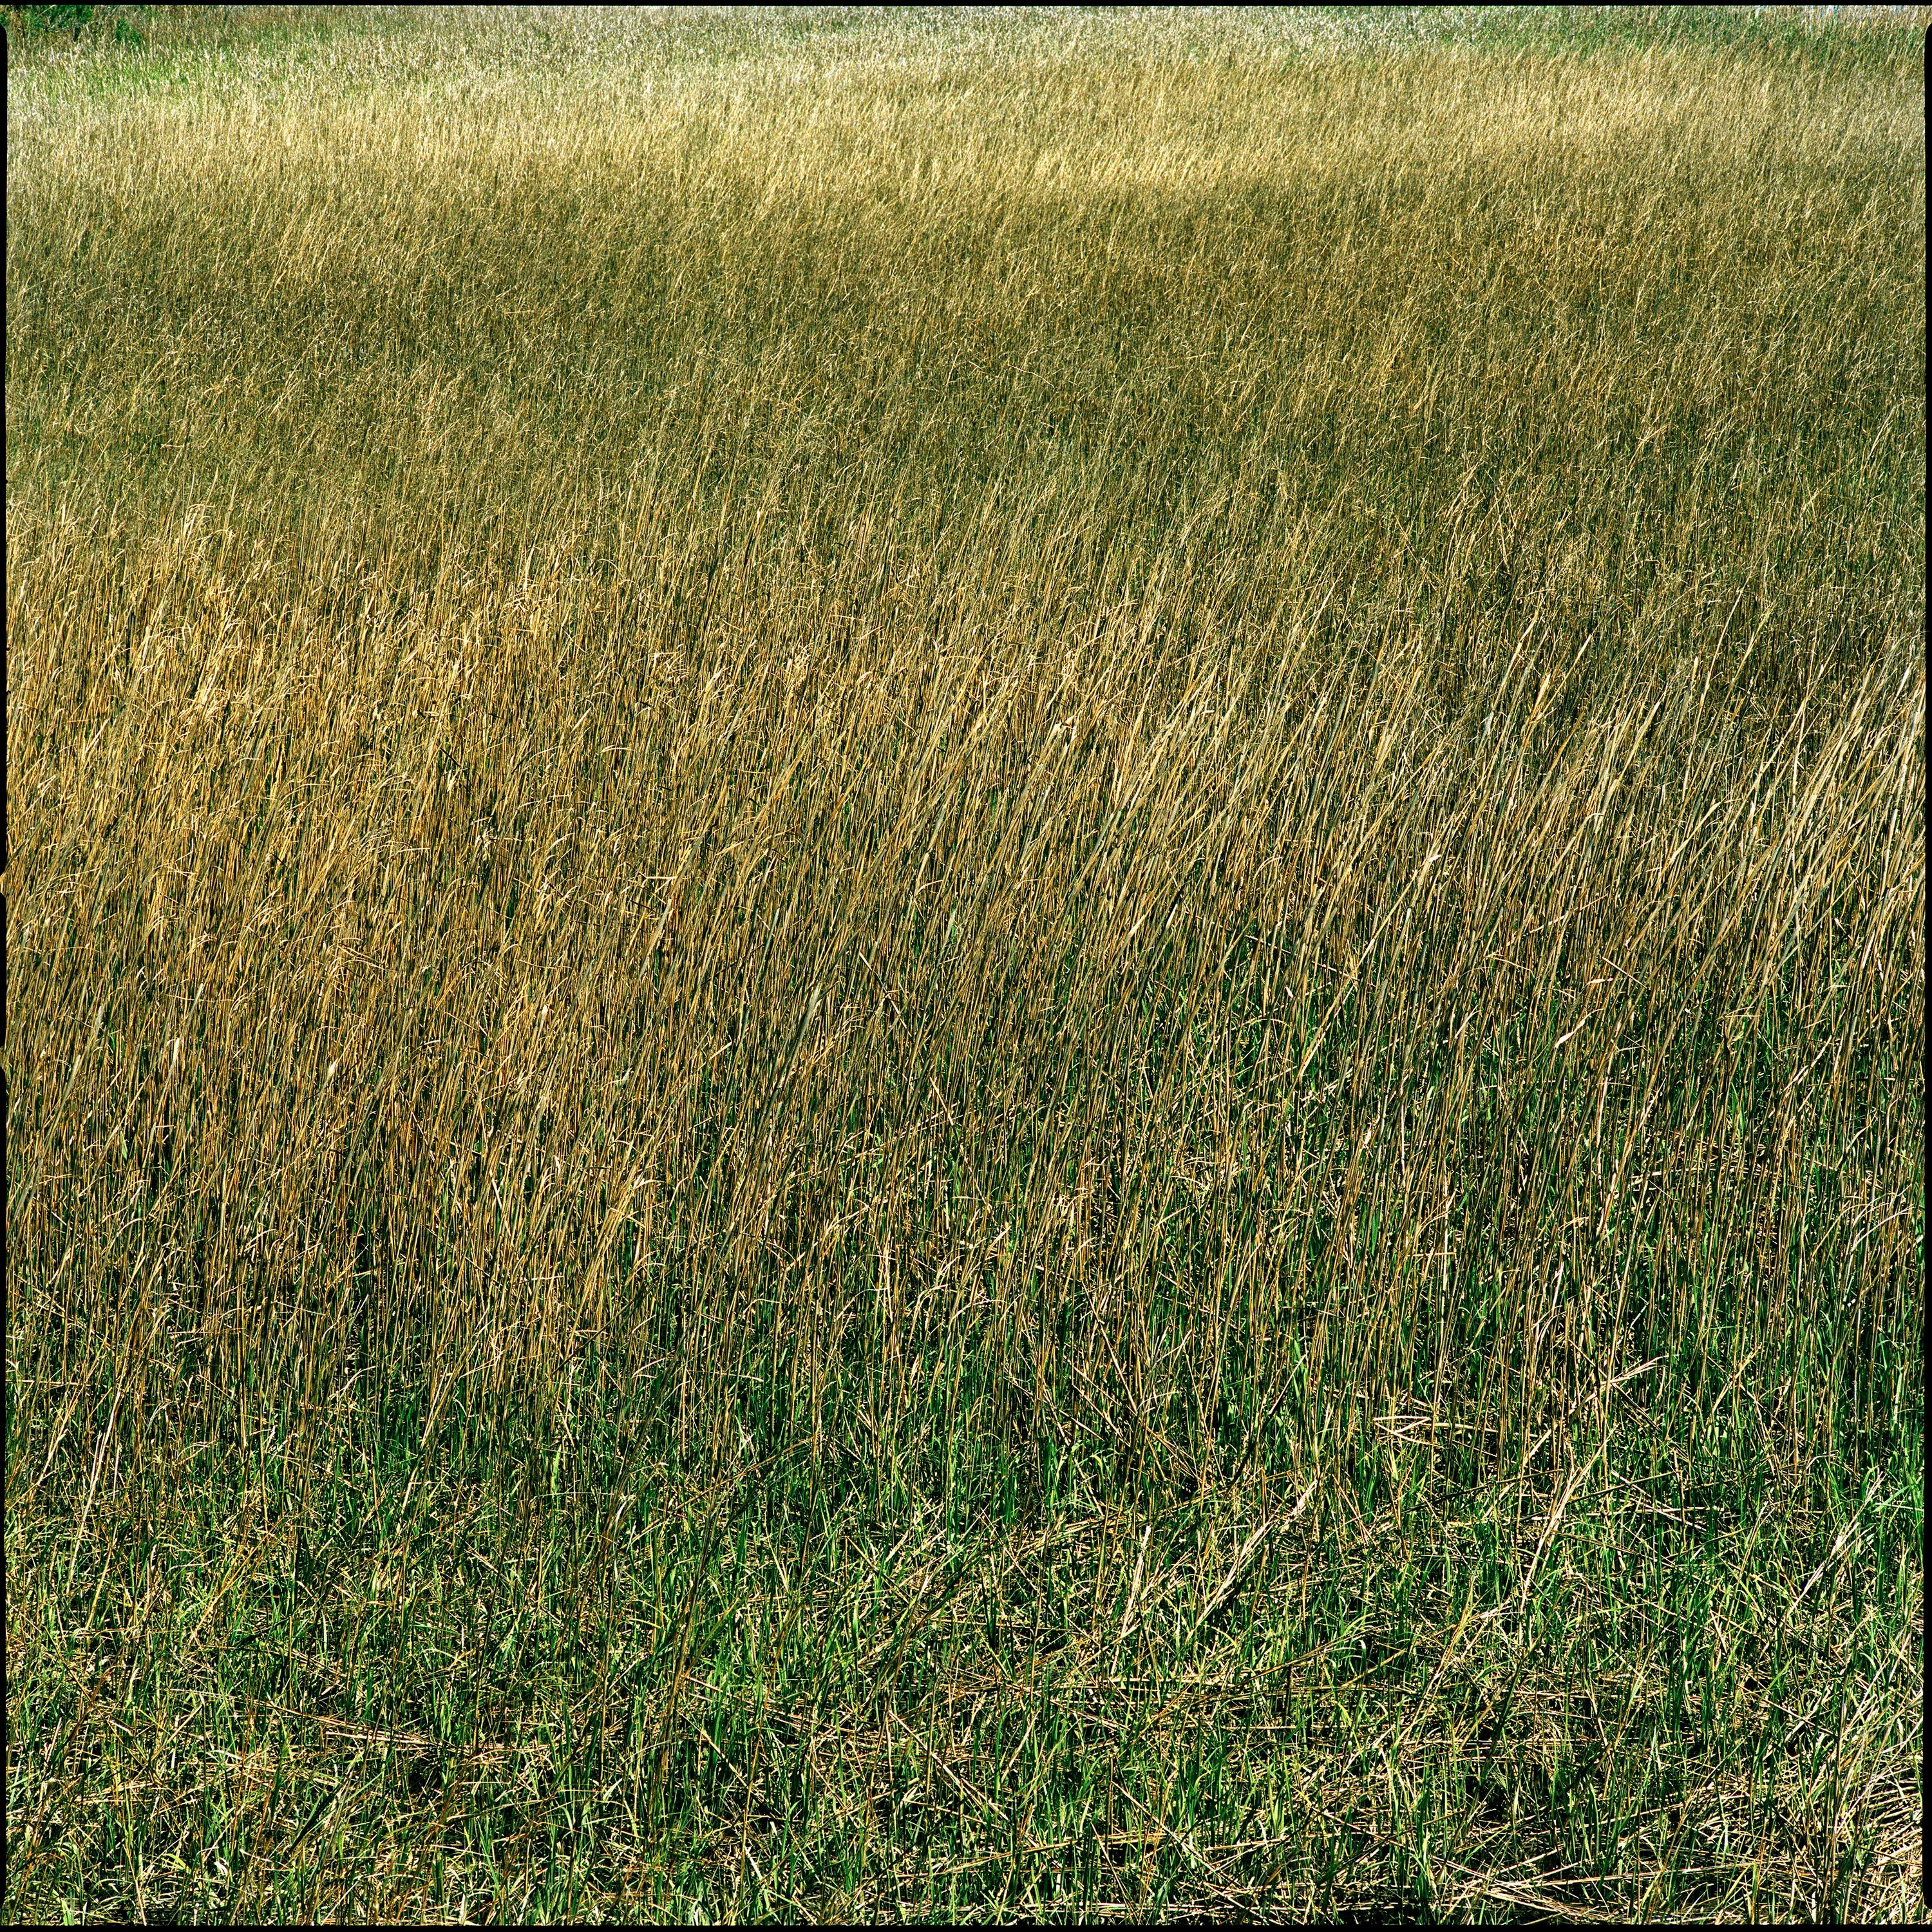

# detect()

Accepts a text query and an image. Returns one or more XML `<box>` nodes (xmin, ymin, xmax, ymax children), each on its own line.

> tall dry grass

<box><xmin>6</xmin><ymin>6</ymin><xmax>1924</xmax><ymax>1920</ymax></box>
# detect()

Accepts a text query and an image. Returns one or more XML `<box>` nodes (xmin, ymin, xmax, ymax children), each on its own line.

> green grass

<box><xmin>6</xmin><ymin>4</ymin><xmax>1925</xmax><ymax>1920</ymax></box>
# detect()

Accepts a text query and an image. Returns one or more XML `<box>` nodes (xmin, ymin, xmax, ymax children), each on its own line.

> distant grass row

<box><xmin>6</xmin><ymin>6</ymin><xmax>1924</xmax><ymax>1920</ymax></box>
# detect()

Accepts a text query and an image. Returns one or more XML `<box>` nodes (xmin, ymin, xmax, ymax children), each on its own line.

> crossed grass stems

<box><xmin>5</xmin><ymin>3</ymin><xmax>1925</xmax><ymax>1920</ymax></box>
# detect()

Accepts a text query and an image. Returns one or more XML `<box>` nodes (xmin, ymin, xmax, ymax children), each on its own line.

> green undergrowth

<box><xmin>8</xmin><ymin>1350</ymin><xmax>1919</xmax><ymax>1920</ymax></box>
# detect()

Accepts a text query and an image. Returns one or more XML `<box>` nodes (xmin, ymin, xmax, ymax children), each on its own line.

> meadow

<box><xmin>5</xmin><ymin>4</ymin><xmax>1925</xmax><ymax>1920</ymax></box>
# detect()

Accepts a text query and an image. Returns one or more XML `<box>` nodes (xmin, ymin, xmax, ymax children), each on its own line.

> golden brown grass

<box><xmin>5</xmin><ymin>5</ymin><xmax>1924</xmax><ymax>1920</ymax></box>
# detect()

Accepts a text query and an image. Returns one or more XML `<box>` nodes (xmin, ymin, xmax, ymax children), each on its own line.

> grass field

<box><xmin>5</xmin><ymin>4</ymin><xmax>1925</xmax><ymax>1920</ymax></box>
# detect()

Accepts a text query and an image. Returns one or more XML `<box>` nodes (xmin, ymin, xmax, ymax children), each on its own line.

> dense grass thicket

<box><xmin>6</xmin><ymin>5</ymin><xmax>1924</xmax><ymax>1920</ymax></box>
